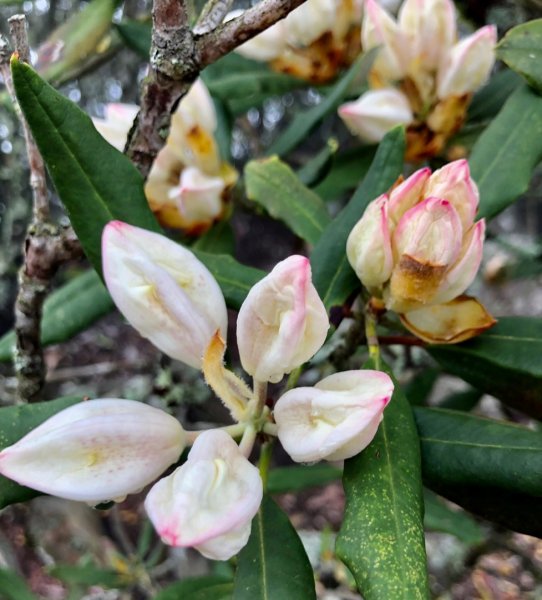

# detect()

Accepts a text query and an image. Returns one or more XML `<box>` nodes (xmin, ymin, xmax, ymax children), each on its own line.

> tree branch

<box><xmin>127</xmin><ymin>0</ymin><xmax>307</xmax><ymax>177</ymax></box>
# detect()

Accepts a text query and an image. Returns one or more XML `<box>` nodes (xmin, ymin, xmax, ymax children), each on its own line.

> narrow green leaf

<box><xmin>311</xmin><ymin>127</ymin><xmax>405</xmax><ymax>310</ymax></box>
<box><xmin>11</xmin><ymin>58</ymin><xmax>160</xmax><ymax>276</ymax></box>
<box><xmin>116</xmin><ymin>20</ymin><xmax>151</xmax><ymax>58</ymax></box>
<box><xmin>193</xmin><ymin>251</ymin><xmax>264</xmax><ymax>311</ymax></box>
<box><xmin>0</xmin><ymin>568</ymin><xmax>36</xmax><ymax>600</ymax></box>
<box><xmin>0</xmin><ymin>270</ymin><xmax>113</xmax><ymax>362</ymax></box>
<box><xmin>268</xmin><ymin>50</ymin><xmax>376</xmax><ymax>157</ymax></box>
<box><xmin>415</xmin><ymin>406</ymin><xmax>542</xmax><ymax>535</ymax></box>
<box><xmin>245</xmin><ymin>157</ymin><xmax>331</xmax><ymax>244</ymax></box>
<box><xmin>49</xmin><ymin>564</ymin><xmax>129</xmax><ymax>588</ymax></box>
<box><xmin>470</xmin><ymin>84</ymin><xmax>542</xmax><ymax>220</ymax></box>
<box><xmin>336</xmin><ymin>360</ymin><xmax>429</xmax><ymax>600</ymax></box>
<box><xmin>297</xmin><ymin>138</ymin><xmax>339</xmax><ymax>187</ymax></box>
<box><xmin>150</xmin><ymin>576</ymin><xmax>233</xmax><ymax>600</ymax></box>
<box><xmin>233</xmin><ymin>495</ymin><xmax>316</xmax><ymax>600</ymax></box>
<box><xmin>496</xmin><ymin>19</ymin><xmax>542</xmax><ymax>92</ymax></box>
<box><xmin>312</xmin><ymin>145</ymin><xmax>376</xmax><ymax>202</ymax></box>
<box><xmin>428</xmin><ymin>317</ymin><xmax>542</xmax><ymax>419</ymax></box>
<box><xmin>0</xmin><ymin>397</ymin><xmax>83</xmax><ymax>508</ymax></box>
<box><xmin>267</xmin><ymin>464</ymin><xmax>341</xmax><ymax>494</ymax></box>
<box><xmin>423</xmin><ymin>490</ymin><xmax>484</xmax><ymax>546</ymax></box>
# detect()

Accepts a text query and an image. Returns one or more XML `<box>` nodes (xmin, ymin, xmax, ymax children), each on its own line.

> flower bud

<box><xmin>93</xmin><ymin>103</ymin><xmax>139</xmax><ymax>151</ymax></box>
<box><xmin>338</xmin><ymin>89</ymin><xmax>413</xmax><ymax>143</ymax></box>
<box><xmin>145</xmin><ymin>430</ymin><xmax>262</xmax><ymax>561</ymax></box>
<box><xmin>274</xmin><ymin>370</ymin><xmax>394</xmax><ymax>462</ymax></box>
<box><xmin>346</xmin><ymin>194</ymin><xmax>393</xmax><ymax>293</ymax></box>
<box><xmin>437</xmin><ymin>25</ymin><xmax>497</xmax><ymax>99</ymax></box>
<box><xmin>0</xmin><ymin>400</ymin><xmax>185</xmax><ymax>504</ymax></box>
<box><xmin>234</xmin><ymin>16</ymin><xmax>287</xmax><ymax>61</ymax></box>
<box><xmin>284</xmin><ymin>0</ymin><xmax>335</xmax><ymax>47</ymax></box>
<box><xmin>102</xmin><ymin>221</ymin><xmax>228</xmax><ymax>369</ymax></box>
<box><xmin>236</xmin><ymin>255</ymin><xmax>329</xmax><ymax>383</ymax></box>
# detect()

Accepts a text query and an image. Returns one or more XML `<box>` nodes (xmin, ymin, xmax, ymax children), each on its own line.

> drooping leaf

<box><xmin>11</xmin><ymin>58</ymin><xmax>160</xmax><ymax>276</ymax></box>
<box><xmin>336</xmin><ymin>360</ymin><xmax>429</xmax><ymax>600</ymax></box>
<box><xmin>267</xmin><ymin>464</ymin><xmax>342</xmax><ymax>494</ymax></box>
<box><xmin>415</xmin><ymin>406</ymin><xmax>542</xmax><ymax>535</ymax></box>
<box><xmin>153</xmin><ymin>576</ymin><xmax>233</xmax><ymax>600</ymax></box>
<box><xmin>311</xmin><ymin>127</ymin><xmax>405</xmax><ymax>310</ymax></box>
<box><xmin>268</xmin><ymin>50</ymin><xmax>376</xmax><ymax>157</ymax></box>
<box><xmin>470</xmin><ymin>84</ymin><xmax>542</xmax><ymax>220</ymax></box>
<box><xmin>0</xmin><ymin>397</ymin><xmax>83</xmax><ymax>508</ymax></box>
<box><xmin>428</xmin><ymin>317</ymin><xmax>542</xmax><ymax>419</ymax></box>
<box><xmin>245</xmin><ymin>156</ymin><xmax>331</xmax><ymax>244</ymax></box>
<box><xmin>496</xmin><ymin>19</ymin><xmax>542</xmax><ymax>92</ymax></box>
<box><xmin>36</xmin><ymin>0</ymin><xmax>118</xmax><ymax>86</ymax></box>
<box><xmin>192</xmin><ymin>251</ymin><xmax>264</xmax><ymax>310</ymax></box>
<box><xmin>0</xmin><ymin>270</ymin><xmax>113</xmax><ymax>362</ymax></box>
<box><xmin>233</xmin><ymin>495</ymin><xmax>316</xmax><ymax>600</ymax></box>
<box><xmin>423</xmin><ymin>490</ymin><xmax>484</xmax><ymax>546</ymax></box>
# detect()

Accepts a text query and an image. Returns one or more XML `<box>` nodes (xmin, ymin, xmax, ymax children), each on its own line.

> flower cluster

<box><xmin>347</xmin><ymin>160</ymin><xmax>495</xmax><ymax>342</ymax></box>
<box><xmin>93</xmin><ymin>80</ymin><xmax>237</xmax><ymax>233</ymax></box>
<box><xmin>231</xmin><ymin>0</ymin><xmax>362</xmax><ymax>83</ymax></box>
<box><xmin>338</xmin><ymin>0</ymin><xmax>496</xmax><ymax>160</ymax></box>
<box><xmin>0</xmin><ymin>222</ymin><xmax>394</xmax><ymax>561</ymax></box>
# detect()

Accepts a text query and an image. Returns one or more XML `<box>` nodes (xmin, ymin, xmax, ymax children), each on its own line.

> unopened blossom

<box><xmin>237</xmin><ymin>255</ymin><xmax>329</xmax><ymax>383</ymax></box>
<box><xmin>338</xmin><ymin>0</ymin><xmax>497</xmax><ymax>159</ymax></box>
<box><xmin>0</xmin><ymin>400</ymin><xmax>185</xmax><ymax>504</ymax></box>
<box><xmin>93</xmin><ymin>80</ymin><xmax>236</xmax><ymax>233</ymax></box>
<box><xmin>347</xmin><ymin>160</ymin><xmax>495</xmax><ymax>342</ymax></box>
<box><xmin>102</xmin><ymin>221</ymin><xmax>228</xmax><ymax>369</ymax></box>
<box><xmin>232</xmin><ymin>0</ymin><xmax>362</xmax><ymax>83</ymax></box>
<box><xmin>145</xmin><ymin>430</ymin><xmax>262</xmax><ymax>560</ymax></box>
<box><xmin>274</xmin><ymin>370</ymin><xmax>393</xmax><ymax>462</ymax></box>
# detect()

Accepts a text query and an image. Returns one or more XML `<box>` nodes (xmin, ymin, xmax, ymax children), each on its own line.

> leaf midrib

<box><xmin>420</xmin><ymin>437</ymin><xmax>542</xmax><ymax>451</ymax></box>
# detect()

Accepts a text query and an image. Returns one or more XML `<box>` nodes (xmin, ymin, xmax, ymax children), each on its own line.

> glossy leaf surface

<box><xmin>497</xmin><ymin>19</ymin><xmax>542</xmax><ymax>92</ymax></box>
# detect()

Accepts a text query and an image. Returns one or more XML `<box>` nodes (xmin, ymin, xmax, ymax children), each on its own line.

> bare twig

<box><xmin>2</xmin><ymin>23</ymin><xmax>83</xmax><ymax>402</ymax></box>
<box><xmin>127</xmin><ymin>0</ymin><xmax>307</xmax><ymax>177</ymax></box>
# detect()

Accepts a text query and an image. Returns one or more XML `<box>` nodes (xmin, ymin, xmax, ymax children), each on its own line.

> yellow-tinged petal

<box><xmin>400</xmin><ymin>295</ymin><xmax>496</xmax><ymax>343</ymax></box>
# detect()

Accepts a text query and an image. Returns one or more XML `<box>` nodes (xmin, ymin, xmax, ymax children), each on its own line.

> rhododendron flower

<box><xmin>232</xmin><ymin>0</ymin><xmax>362</xmax><ymax>83</ymax></box>
<box><xmin>93</xmin><ymin>80</ymin><xmax>237</xmax><ymax>233</ymax></box>
<box><xmin>274</xmin><ymin>370</ymin><xmax>393</xmax><ymax>462</ymax></box>
<box><xmin>338</xmin><ymin>0</ymin><xmax>497</xmax><ymax>159</ymax></box>
<box><xmin>102</xmin><ymin>221</ymin><xmax>228</xmax><ymax>369</ymax></box>
<box><xmin>145</xmin><ymin>430</ymin><xmax>262</xmax><ymax>560</ymax></box>
<box><xmin>0</xmin><ymin>400</ymin><xmax>185</xmax><ymax>504</ymax></box>
<box><xmin>347</xmin><ymin>160</ymin><xmax>495</xmax><ymax>342</ymax></box>
<box><xmin>237</xmin><ymin>255</ymin><xmax>329</xmax><ymax>383</ymax></box>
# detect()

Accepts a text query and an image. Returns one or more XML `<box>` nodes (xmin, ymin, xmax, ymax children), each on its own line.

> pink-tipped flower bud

<box><xmin>338</xmin><ymin>88</ymin><xmax>413</xmax><ymax>143</ymax></box>
<box><xmin>0</xmin><ymin>400</ymin><xmax>185</xmax><ymax>504</ymax></box>
<box><xmin>236</xmin><ymin>255</ymin><xmax>329</xmax><ymax>384</ymax></box>
<box><xmin>102</xmin><ymin>221</ymin><xmax>228</xmax><ymax>369</ymax></box>
<box><xmin>274</xmin><ymin>370</ymin><xmax>394</xmax><ymax>462</ymax></box>
<box><xmin>437</xmin><ymin>25</ymin><xmax>497</xmax><ymax>99</ymax></box>
<box><xmin>145</xmin><ymin>430</ymin><xmax>262</xmax><ymax>561</ymax></box>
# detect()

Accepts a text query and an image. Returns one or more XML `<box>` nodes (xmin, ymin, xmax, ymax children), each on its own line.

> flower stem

<box><xmin>239</xmin><ymin>423</ymin><xmax>257</xmax><ymax>458</ymax></box>
<box><xmin>258</xmin><ymin>440</ymin><xmax>274</xmax><ymax>490</ymax></box>
<box><xmin>251</xmin><ymin>379</ymin><xmax>268</xmax><ymax>419</ymax></box>
<box><xmin>365</xmin><ymin>303</ymin><xmax>382</xmax><ymax>370</ymax></box>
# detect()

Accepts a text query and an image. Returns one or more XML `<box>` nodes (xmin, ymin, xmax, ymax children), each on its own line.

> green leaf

<box><xmin>233</xmin><ymin>495</ymin><xmax>316</xmax><ymax>600</ymax></box>
<box><xmin>49</xmin><ymin>564</ymin><xmax>129</xmax><ymax>588</ymax></box>
<box><xmin>415</xmin><ymin>406</ymin><xmax>542</xmax><ymax>535</ymax></box>
<box><xmin>36</xmin><ymin>0</ymin><xmax>117</xmax><ymax>86</ymax></box>
<box><xmin>311</xmin><ymin>127</ymin><xmax>405</xmax><ymax>310</ymax></box>
<box><xmin>192</xmin><ymin>221</ymin><xmax>236</xmax><ymax>255</ymax></box>
<box><xmin>245</xmin><ymin>157</ymin><xmax>331</xmax><ymax>244</ymax></box>
<box><xmin>0</xmin><ymin>397</ymin><xmax>83</xmax><ymax>508</ymax></box>
<box><xmin>297</xmin><ymin>138</ymin><xmax>339</xmax><ymax>188</ymax></box>
<box><xmin>404</xmin><ymin>367</ymin><xmax>440</xmax><ymax>406</ymax></box>
<box><xmin>116</xmin><ymin>20</ymin><xmax>151</xmax><ymax>58</ymax></box>
<box><xmin>423</xmin><ymin>490</ymin><xmax>484</xmax><ymax>546</ymax></box>
<box><xmin>496</xmin><ymin>20</ymin><xmax>542</xmax><ymax>92</ymax></box>
<box><xmin>312</xmin><ymin>145</ymin><xmax>376</xmax><ymax>202</ymax></box>
<box><xmin>11</xmin><ymin>58</ymin><xmax>160</xmax><ymax>276</ymax></box>
<box><xmin>427</xmin><ymin>317</ymin><xmax>542</xmax><ymax>419</ymax></box>
<box><xmin>0</xmin><ymin>568</ymin><xmax>36</xmax><ymax>600</ymax></box>
<box><xmin>467</xmin><ymin>69</ymin><xmax>523</xmax><ymax>122</ymax></box>
<box><xmin>0</xmin><ymin>270</ymin><xmax>113</xmax><ymax>362</ymax></box>
<box><xmin>470</xmin><ymin>84</ymin><xmax>542</xmax><ymax>220</ymax></box>
<box><xmin>193</xmin><ymin>251</ymin><xmax>264</xmax><ymax>311</ymax></box>
<box><xmin>151</xmin><ymin>576</ymin><xmax>234</xmax><ymax>600</ymax></box>
<box><xmin>268</xmin><ymin>50</ymin><xmax>375</xmax><ymax>157</ymax></box>
<box><xmin>336</xmin><ymin>360</ymin><xmax>429</xmax><ymax>600</ymax></box>
<box><xmin>437</xmin><ymin>388</ymin><xmax>482</xmax><ymax>411</ymax></box>
<box><xmin>267</xmin><ymin>464</ymin><xmax>341</xmax><ymax>494</ymax></box>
